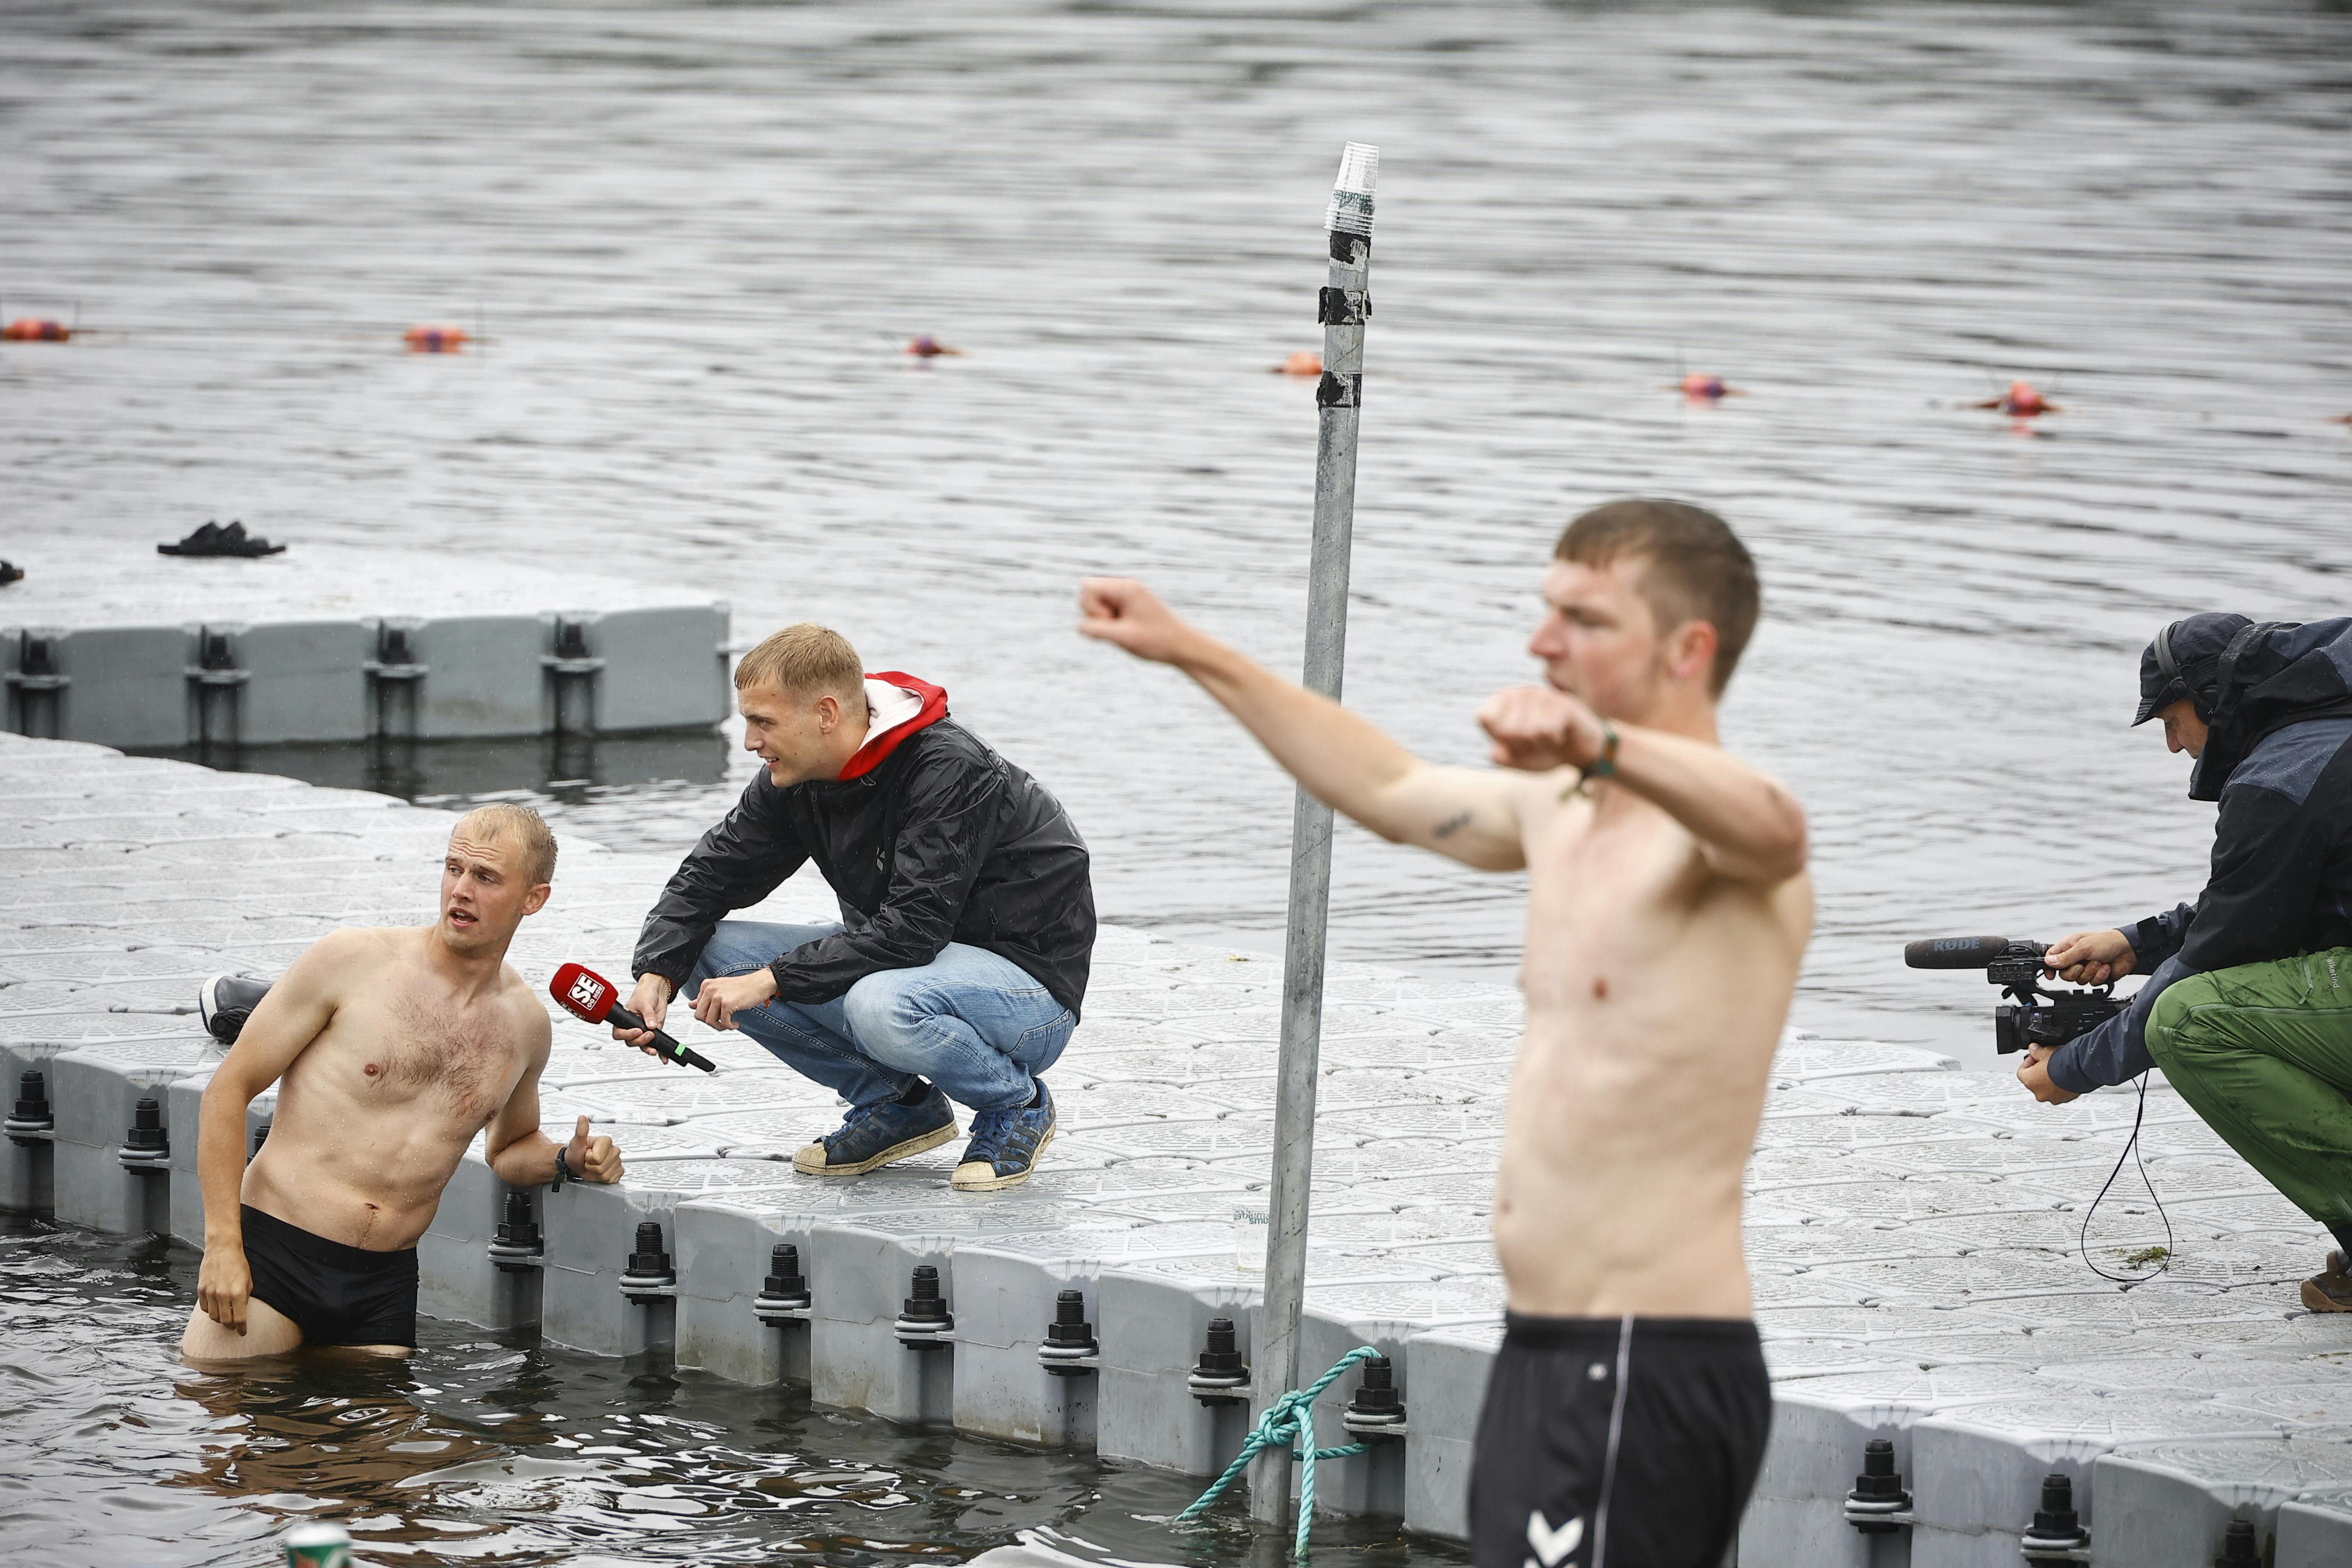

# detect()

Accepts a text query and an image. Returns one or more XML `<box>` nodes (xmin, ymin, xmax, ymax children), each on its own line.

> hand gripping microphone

<box><xmin>550</xmin><ymin>963</ymin><xmax>717</xmax><ymax>1073</ymax></box>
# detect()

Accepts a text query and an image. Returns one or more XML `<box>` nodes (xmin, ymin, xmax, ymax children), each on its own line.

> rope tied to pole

<box><xmin>1174</xmin><ymin>1344</ymin><xmax>1380</xmax><ymax>1558</ymax></box>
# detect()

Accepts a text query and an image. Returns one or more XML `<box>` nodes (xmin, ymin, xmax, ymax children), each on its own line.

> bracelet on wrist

<box><xmin>554</xmin><ymin>1147</ymin><xmax>571</xmax><ymax>1189</ymax></box>
<box><xmin>1563</xmin><ymin>718</ymin><xmax>1622</xmax><ymax>800</ymax></box>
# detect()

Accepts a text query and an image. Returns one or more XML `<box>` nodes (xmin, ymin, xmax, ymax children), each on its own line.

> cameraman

<box><xmin>2019</xmin><ymin>615</ymin><xmax>2352</xmax><ymax>1312</ymax></box>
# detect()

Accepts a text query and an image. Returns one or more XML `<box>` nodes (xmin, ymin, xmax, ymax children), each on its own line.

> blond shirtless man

<box><xmin>1079</xmin><ymin>499</ymin><xmax>1811</xmax><ymax>1568</ymax></box>
<box><xmin>179</xmin><ymin>804</ymin><xmax>624</xmax><ymax>1361</ymax></box>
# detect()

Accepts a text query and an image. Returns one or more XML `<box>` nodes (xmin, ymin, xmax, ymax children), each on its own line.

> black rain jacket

<box><xmin>2050</xmin><ymin>618</ymin><xmax>2352</xmax><ymax>1092</ymax></box>
<box><xmin>632</xmin><ymin>713</ymin><xmax>1095</xmax><ymax>1018</ymax></box>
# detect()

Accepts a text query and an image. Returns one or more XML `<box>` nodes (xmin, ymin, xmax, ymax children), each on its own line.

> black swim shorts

<box><xmin>241</xmin><ymin>1204</ymin><xmax>420</xmax><ymax>1349</ymax></box>
<box><xmin>1470</xmin><ymin>1313</ymin><xmax>1769</xmax><ymax>1568</ymax></box>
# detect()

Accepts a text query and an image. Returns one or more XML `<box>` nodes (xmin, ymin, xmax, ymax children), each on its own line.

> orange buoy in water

<box><xmin>404</xmin><ymin>325</ymin><xmax>469</xmax><ymax>353</ymax></box>
<box><xmin>906</xmin><ymin>335</ymin><xmax>962</xmax><ymax>358</ymax></box>
<box><xmin>1973</xmin><ymin>379</ymin><xmax>2061</xmax><ymax>417</ymax></box>
<box><xmin>1274</xmin><ymin>350</ymin><xmax>1322</xmax><ymax>377</ymax></box>
<box><xmin>2</xmin><ymin>319</ymin><xmax>71</xmax><ymax>343</ymax></box>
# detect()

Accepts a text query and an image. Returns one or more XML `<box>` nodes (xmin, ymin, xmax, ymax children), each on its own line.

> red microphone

<box><xmin>550</xmin><ymin>962</ymin><xmax>717</xmax><ymax>1073</ymax></box>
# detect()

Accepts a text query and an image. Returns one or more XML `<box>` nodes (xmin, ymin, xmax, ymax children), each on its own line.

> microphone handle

<box><xmin>606</xmin><ymin>1003</ymin><xmax>719</xmax><ymax>1074</ymax></box>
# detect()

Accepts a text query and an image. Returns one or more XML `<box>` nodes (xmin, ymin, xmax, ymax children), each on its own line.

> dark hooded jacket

<box><xmin>631</xmin><ymin>674</ymin><xmax>1096</xmax><ymax>1017</ymax></box>
<box><xmin>2050</xmin><ymin>618</ymin><xmax>2352</xmax><ymax>1093</ymax></box>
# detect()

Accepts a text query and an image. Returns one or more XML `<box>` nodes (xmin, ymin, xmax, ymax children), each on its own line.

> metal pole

<box><xmin>1249</xmin><ymin>141</ymin><xmax>1377</xmax><ymax>1531</ymax></box>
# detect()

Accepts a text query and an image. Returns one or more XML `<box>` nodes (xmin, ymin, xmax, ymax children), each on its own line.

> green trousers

<box><xmin>2146</xmin><ymin>946</ymin><xmax>2352</xmax><ymax>1237</ymax></box>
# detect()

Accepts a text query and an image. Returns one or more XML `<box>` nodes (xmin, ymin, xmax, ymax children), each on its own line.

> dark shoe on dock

<box><xmin>793</xmin><ymin>1086</ymin><xmax>958</xmax><ymax>1176</ymax></box>
<box><xmin>952</xmin><ymin>1080</ymin><xmax>1055</xmax><ymax>1192</ymax></box>
<box><xmin>159</xmin><ymin>520</ymin><xmax>287</xmax><ymax>558</ymax></box>
<box><xmin>0</xmin><ymin>560</ymin><xmax>21</xmax><ymax>585</ymax></box>
<box><xmin>199</xmin><ymin>973</ymin><xmax>273</xmax><ymax>1046</ymax></box>
<box><xmin>2301</xmin><ymin>1250</ymin><xmax>2352</xmax><ymax>1313</ymax></box>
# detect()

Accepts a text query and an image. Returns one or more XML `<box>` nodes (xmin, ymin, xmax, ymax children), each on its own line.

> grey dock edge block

<box><xmin>2</xmin><ymin>605</ymin><xmax>731</xmax><ymax>746</ymax></box>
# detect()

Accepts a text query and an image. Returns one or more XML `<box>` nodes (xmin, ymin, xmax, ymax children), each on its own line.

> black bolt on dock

<box><xmin>487</xmin><ymin>1188</ymin><xmax>544</xmax><ymax>1273</ymax></box>
<box><xmin>249</xmin><ymin>1120</ymin><xmax>270</xmax><ymax>1160</ymax></box>
<box><xmin>1843</xmin><ymin>1438</ymin><xmax>1912</xmax><ymax>1532</ymax></box>
<box><xmin>2019</xmin><ymin>1472</ymin><xmax>2089</xmax><ymax>1561</ymax></box>
<box><xmin>11</xmin><ymin>633</ymin><xmax>67</xmax><ymax>739</ymax></box>
<box><xmin>366</xmin><ymin>623</ymin><xmax>427</xmax><ymax>740</ymax></box>
<box><xmin>119</xmin><ymin>1095</ymin><xmax>169</xmax><ymax>1168</ymax></box>
<box><xmin>191</xmin><ymin>628</ymin><xmax>248</xmax><ymax>748</ymax></box>
<box><xmin>1187</xmin><ymin>1316</ymin><xmax>1249</xmax><ymax>1406</ymax></box>
<box><xmin>2214</xmin><ymin>1518</ymin><xmax>2258</xmax><ymax>1567</ymax></box>
<box><xmin>5</xmin><ymin>1070</ymin><xmax>52</xmax><ymax>1144</ymax></box>
<box><xmin>546</xmin><ymin>618</ymin><xmax>604</xmax><ymax>736</ymax></box>
<box><xmin>1038</xmin><ymin>1288</ymin><xmax>1098</xmax><ymax>1376</ymax></box>
<box><xmin>894</xmin><ymin>1263</ymin><xmax>952</xmax><ymax>1349</ymax></box>
<box><xmin>618</xmin><ymin>1219</ymin><xmax>676</xmax><ymax>1302</ymax></box>
<box><xmin>1341</xmin><ymin>1352</ymin><xmax>1407</xmax><ymax>1437</ymax></box>
<box><xmin>753</xmin><ymin>1243</ymin><xmax>811</xmax><ymax>1323</ymax></box>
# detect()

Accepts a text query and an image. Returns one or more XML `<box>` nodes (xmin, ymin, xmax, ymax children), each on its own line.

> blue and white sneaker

<box><xmin>952</xmin><ymin>1079</ymin><xmax>1056</xmax><ymax>1192</ymax></box>
<box><xmin>793</xmin><ymin>1086</ymin><xmax>958</xmax><ymax>1176</ymax></box>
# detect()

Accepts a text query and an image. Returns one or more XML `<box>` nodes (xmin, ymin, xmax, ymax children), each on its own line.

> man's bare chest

<box><xmin>320</xmin><ymin>991</ymin><xmax>524</xmax><ymax>1128</ymax></box>
<box><xmin>1526</xmin><ymin>802</ymin><xmax>1704</xmax><ymax>915</ymax></box>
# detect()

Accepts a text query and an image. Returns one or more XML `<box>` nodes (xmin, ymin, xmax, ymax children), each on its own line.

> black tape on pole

<box><xmin>1327</xmin><ymin>231</ymin><xmax>1370</xmax><ymax>264</ymax></box>
<box><xmin>1317</xmin><ymin>286</ymin><xmax>1369</xmax><ymax>325</ymax></box>
<box><xmin>1315</xmin><ymin>372</ymin><xmax>1362</xmax><ymax>409</ymax></box>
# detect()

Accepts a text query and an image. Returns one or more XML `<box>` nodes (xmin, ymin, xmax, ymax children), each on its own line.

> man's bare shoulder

<box><xmin>492</xmin><ymin>964</ymin><xmax>554</xmax><ymax>1058</ymax></box>
<box><xmin>306</xmin><ymin>924</ymin><xmax>409</xmax><ymax>954</ymax></box>
<box><xmin>293</xmin><ymin>925</ymin><xmax>409</xmax><ymax>986</ymax></box>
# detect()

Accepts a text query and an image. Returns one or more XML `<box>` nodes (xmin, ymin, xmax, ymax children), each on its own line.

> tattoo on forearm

<box><xmin>1433</xmin><ymin>811</ymin><xmax>1473</xmax><ymax>839</ymax></box>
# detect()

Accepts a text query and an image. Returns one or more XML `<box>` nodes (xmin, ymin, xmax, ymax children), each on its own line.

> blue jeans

<box><xmin>687</xmin><ymin>921</ymin><xmax>1074</xmax><ymax>1114</ymax></box>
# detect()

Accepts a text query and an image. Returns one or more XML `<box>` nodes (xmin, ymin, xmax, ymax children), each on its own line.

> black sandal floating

<box><xmin>158</xmin><ymin>520</ymin><xmax>286</xmax><ymax>558</ymax></box>
<box><xmin>0</xmin><ymin>560</ymin><xmax>21</xmax><ymax>585</ymax></box>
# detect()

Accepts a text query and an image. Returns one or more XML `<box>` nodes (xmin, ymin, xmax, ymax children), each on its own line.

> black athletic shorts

<box><xmin>241</xmin><ymin>1204</ymin><xmax>420</xmax><ymax>1349</ymax></box>
<box><xmin>1470</xmin><ymin>1314</ymin><xmax>1769</xmax><ymax>1568</ymax></box>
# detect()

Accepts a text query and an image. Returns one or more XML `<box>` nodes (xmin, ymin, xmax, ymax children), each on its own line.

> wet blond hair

<box><xmin>453</xmin><ymin>803</ymin><xmax>558</xmax><ymax>886</ymax></box>
<box><xmin>734</xmin><ymin>622</ymin><xmax>865</xmax><ymax>703</ymax></box>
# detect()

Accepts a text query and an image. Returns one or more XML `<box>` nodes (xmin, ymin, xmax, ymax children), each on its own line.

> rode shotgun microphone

<box><xmin>1902</xmin><ymin>935</ymin><xmax>2020</xmax><ymax>970</ymax></box>
<box><xmin>550</xmin><ymin>962</ymin><xmax>717</xmax><ymax>1073</ymax></box>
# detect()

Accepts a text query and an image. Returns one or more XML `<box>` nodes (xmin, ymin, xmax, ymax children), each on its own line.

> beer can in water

<box><xmin>282</xmin><ymin>1521</ymin><xmax>353</xmax><ymax>1568</ymax></box>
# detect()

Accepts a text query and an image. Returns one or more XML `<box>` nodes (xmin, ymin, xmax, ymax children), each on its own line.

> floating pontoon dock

<box><xmin>4</xmin><ymin>733</ymin><xmax>2351</xmax><ymax>1566</ymax></box>
<box><xmin>0</xmin><ymin>540</ymin><xmax>730</xmax><ymax>748</ymax></box>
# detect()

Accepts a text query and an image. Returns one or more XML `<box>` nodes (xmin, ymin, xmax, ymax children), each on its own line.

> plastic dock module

<box><xmin>2089</xmin><ymin>1438</ymin><xmax>2352</xmax><ymax>1568</ymax></box>
<box><xmin>944</xmin><ymin>1243</ymin><xmax>1104</xmax><ymax>1448</ymax></box>
<box><xmin>673</xmin><ymin>1196</ymin><xmax>821</xmax><ymax>1387</ymax></box>
<box><xmin>8</xmin><ymin>732</ymin><xmax>2352</xmax><ymax>1551</ymax></box>
<box><xmin>1</xmin><ymin>542</ymin><xmax>730</xmax><ymax>747</ymax></box>
<box><xmin>2276</xmin><ymin>1487</ymin><xmax>2352</xmax><ymax>1567</ymax></box>
<box><xmin>164</xmin><ymin>1069</ymin><xmax>274</xmax><ymax>1245</ymax></box>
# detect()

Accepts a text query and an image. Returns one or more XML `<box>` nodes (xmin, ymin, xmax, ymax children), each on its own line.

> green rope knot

<box><xmin>1173</xmin><ymin>1344</ymin><xmax>1381</xmax><ymax>1559</ymax></box>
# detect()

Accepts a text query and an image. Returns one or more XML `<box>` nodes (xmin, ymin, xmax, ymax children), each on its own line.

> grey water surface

<box><xmin>3</xmin><ymin>0</ymin><xmax>2349</xmax><ymax>1562</ymax></box>
<box><xmin>0</xmin><ymin>1217</ymin><xmax>1453</xmax><ymax>1567</ymax></box>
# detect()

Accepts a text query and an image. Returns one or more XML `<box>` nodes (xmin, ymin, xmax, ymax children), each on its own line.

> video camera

<box><xmin>1903</xmin><ymin>935</ymin><xmax>2128</xmax><ymax>1055</ymax></box>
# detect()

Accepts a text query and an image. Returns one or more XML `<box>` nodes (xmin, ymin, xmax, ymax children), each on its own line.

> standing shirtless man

<box><xmin>180</xmin><ymin>804</ymin><xmax>624</xmax><ymax>1361</ymax></box>
<box><xmin>1079</xmin><ymin>499</ymin><xmax>1811</xmax><ymax>1568</ymax></box>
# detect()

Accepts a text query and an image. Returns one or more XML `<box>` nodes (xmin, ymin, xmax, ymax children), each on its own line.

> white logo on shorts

<box><xmin>1525</xmin><ymin>1508</ymin><xmax>1584</xmax><ymax>1568</ymax></box>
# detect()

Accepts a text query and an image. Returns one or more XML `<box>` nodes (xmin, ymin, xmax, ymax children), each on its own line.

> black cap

<box><xmin>2135</xmin><ymin>613</ymin><xmax>2252</xmax><ymax>726</ymax></box>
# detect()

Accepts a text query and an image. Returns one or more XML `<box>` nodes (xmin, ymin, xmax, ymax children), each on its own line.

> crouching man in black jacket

<box><xmin>620</xmin><ymin>624</ymin><xmax>1094</xmax><ymax>1191</ymax></box>
<box><xmin>2019</xmin><ymin>615</ymin><xmax>2352</xmax><ymax>1310</ymax></box>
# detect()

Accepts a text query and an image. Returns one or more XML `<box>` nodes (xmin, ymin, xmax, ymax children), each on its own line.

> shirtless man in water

<box><xmin>180</xmin><ymin>804</ymin><xmax>625</xmax><ymax>1361</ymax></box>
<box><xmin>1080</xmin><ymin>499</ymin><xmax>1811</xmax><ymax>1568</ymax></box>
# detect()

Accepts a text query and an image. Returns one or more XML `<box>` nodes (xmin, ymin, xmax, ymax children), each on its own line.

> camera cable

<box><xmin>2076</xmin><ymin>1072</ymin><xmax>2174</xmax><ymax>1287</ymax></box>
